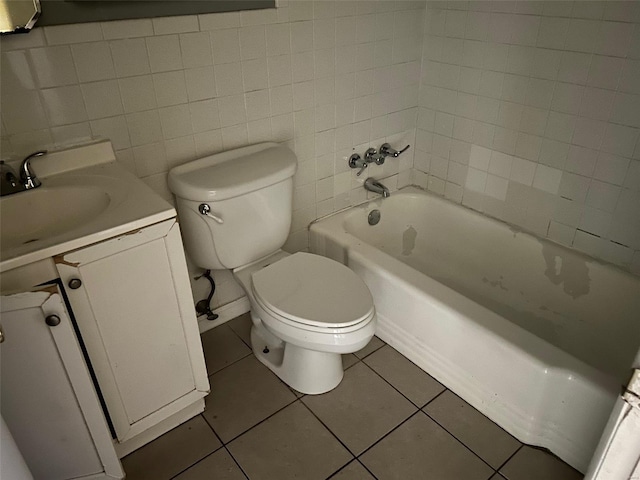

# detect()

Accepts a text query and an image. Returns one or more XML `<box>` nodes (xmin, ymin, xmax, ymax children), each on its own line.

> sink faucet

<box><xmin>364</xmin><ymin>178</ymin><xmax>390</xmax><ymax>198</ymax></box>
<box><xmin>21</xmin><ymin>150</ymin><xmax>46</xmax><ymax>189</ymax></box>
<box><xmin>0</xmin><ymin>150</ymin><xmax>46</xmax><ymax>196</ymax></box>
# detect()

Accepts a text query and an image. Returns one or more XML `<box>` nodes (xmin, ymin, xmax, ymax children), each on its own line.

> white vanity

<box><xmin>0</xmin><ymin>142</ymin><xmax>209</xmax><ymax>478</ymax></box>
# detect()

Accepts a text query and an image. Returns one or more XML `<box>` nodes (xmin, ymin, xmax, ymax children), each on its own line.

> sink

<box><xmin>0</xmin><ymin>141</ymin><xmax>176</xmax><ymax>273</ymax></box>
<box><xmin>0</xmin><ymin>185</ymin><xmax>111</xmax><ymax>251</ymax></box>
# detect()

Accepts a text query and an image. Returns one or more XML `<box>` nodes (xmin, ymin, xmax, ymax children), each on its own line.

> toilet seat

<box><xmin>251</xmin><ymin>252</ymin><xmax>375</xmax><ymax>330</ymax></box>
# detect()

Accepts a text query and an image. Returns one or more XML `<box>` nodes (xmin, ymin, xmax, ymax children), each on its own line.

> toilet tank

<box><xmin>168</xmin><ymin>143</ymin><xmax>297</xmax><ymax>270</ymax></box>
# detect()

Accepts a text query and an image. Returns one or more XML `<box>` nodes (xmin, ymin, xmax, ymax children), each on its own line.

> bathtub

<box><xmin>310</xmin><ymin>186</ymin><xmax>640</xmax><ymax>473</ymax></box>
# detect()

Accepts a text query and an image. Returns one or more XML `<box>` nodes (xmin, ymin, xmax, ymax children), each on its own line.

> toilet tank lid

<box><xmin>168</xmin><ymin>143</ymin><xmax>297</xmax><ymax>201</ymax></box>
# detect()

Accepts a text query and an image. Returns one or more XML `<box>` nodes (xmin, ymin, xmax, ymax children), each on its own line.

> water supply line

<box><xmin>195</xmin><ymin>269</ymin><xmax>218</xmax><ymax>321</ymax></box>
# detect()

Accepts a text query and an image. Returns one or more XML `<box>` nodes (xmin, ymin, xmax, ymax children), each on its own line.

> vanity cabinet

<box><xmin>1</xmin><ymin>286</ymin><xmax>123</xmax><ymax>479</ymax></box>
<box><xmin>55</xmin><ymin>218</ymin><xmax>209</xmax><ymax>457</ymax></box>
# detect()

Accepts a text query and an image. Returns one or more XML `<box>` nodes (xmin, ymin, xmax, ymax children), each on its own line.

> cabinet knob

<box><xmin>45</xmin><ymin>315</ymin><xmax>61</xmax><ymax>327</ymax></box>
<box><xmin>68</xmin><ymin>278</ymin><xmax>82</xmax><ymax>289</ymax></box>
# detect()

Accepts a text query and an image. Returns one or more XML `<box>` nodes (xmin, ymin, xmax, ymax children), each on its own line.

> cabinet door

<box><xmin>0</xmin><ymin>287</ymin><xmax>123</xmax><ymax>480</ymax></box>
<box><xmin>55</xmin><ymin>220</ymin><xmax>208</xmax><ymax>443</ymax></box>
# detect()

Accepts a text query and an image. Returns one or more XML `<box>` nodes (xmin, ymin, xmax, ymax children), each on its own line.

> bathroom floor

<box><xmin>122</xmin><ymin>313</ymin><xmax>583</xmax><ymax>480</ymax></box>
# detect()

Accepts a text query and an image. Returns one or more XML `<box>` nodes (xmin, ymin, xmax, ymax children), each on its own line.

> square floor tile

<box><xmin>227</xmin><ymin>312</ymin><xmax>252</xmax><ymax>347</ymax></box>
<box><xmin>500</xmin><ymin>446</ymin><xmax>582</xmax><ymax>480</ymax></box>
<box><xmin>330</xmin><ymin>460</ymin><xmax>375</xmax><ymax>479</ymax></box>
<box><xmin>353</xmin><ymin>335</ymin><xmax>385</xmax><ymax>359</ymax></box>
<box><xmin>122</xmin><ymin>416</ymin><xmax>221</xmax><ymax>480</ymax></box>
<box><xmin>173</xmin><ymin>448</ymin><xmax>246</xmax><ymax>480</ymax></box>
<box><xmin>360</xmin><ymin>412</ymin><xmax>494</xmax><ymax>480</ymax></box>
<box><xmin>364</xmin><ymin>345</ymin><xmax>445</xmax><ymax>407</ymax></box>
<box><xmin>302</xmin><ymin>362</ymin><xmax>416</xmax><ymax>455</ymax></box>
<box><xmin>201</xmin><ymin>324</ymin><xmax>251</xmax><ymax>375</ymax></box>
<box><xmin>424</xmin><ymin>390</ymin><xmax>521</xmax><ymax>469</ymax></box>
<box><xmin>202</xmin><ymin>355</ymin><xmax>296</xmax><ymax>442</ymax></box>
<box><xmin>228</xmin><ymin>401</ymin><xmax>352</xmax><ymax>480</ymax></box>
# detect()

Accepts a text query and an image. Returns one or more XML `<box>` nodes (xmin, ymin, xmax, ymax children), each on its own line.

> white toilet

<box><xmin>168</xmin><ymin>143</ymin><xmax>376</xmax><ymax>394</ymax></box>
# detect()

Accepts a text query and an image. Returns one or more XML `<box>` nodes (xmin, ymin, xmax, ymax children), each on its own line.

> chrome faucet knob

<box><xmin>348</xmin><ymin>153</ymin><xmax>368</xmax><ymax>176</ymax></box>
<box><xmin>380</xmin><ymin>143</ymin><xmax>410</xmax><ymax>158</ymax></box>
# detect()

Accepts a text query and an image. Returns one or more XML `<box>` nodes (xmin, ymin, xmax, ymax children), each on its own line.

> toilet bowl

<box><xmin>234</xmin><ymin>251</ymin><xmax>376</xmax><ymax>394</ymax></box>
<box><xmin>168</xmin><ymin>143</ymin><xmax>376</xmax><ymax>394</ymax></box>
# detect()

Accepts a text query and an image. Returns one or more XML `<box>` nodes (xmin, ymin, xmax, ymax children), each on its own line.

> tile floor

<box><xmin>122</xmin><ymin>313</ymin><xmax>584</xmax><ymax>480</ymax></box>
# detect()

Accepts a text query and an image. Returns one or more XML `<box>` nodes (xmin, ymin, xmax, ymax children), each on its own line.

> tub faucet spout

<box><xmin>364</xmin><ymin>177</ymin><xmax>390</xmax><ymax>198</ymax></box>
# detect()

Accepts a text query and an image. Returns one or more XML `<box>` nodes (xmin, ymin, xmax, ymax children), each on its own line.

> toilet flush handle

<box><xmin>198</xmin><ymin>204</ymin><xmax>224</xmax><ymax>224</ymax></box>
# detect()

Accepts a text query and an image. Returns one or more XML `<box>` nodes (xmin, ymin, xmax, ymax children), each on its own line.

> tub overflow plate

<box><xmin>368</xmin><ymin>209</ymin><xmax>381</xmax><ymax>225</ymax></box>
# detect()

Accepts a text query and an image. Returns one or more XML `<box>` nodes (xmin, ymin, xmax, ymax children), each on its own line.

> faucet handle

<box><xmin>380</xmin><ymin>143</ymin><xmax>410</xmax><ymax>158</ymax></box>
<box><xmin>348</xmin><ymin>153</ymin><xmax>368</xmax><ymax>176</ymax></box>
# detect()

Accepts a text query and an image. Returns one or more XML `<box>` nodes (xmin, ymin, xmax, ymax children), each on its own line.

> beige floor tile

<box><xmin>490</xmin><ymin>475</ymin><xmax>506</xmax><ymax>480</ymax></box>
<box><xmin>228</xmin><ymin>401</ymin><xmax>352</xmax><ymax>480</ymax></box>
<box><xmin>364</xmin><ymin>345</ymin><xmax>445</xmax><ymax>407</ymax></box>
<box><xmin>424</xmin><ymin>390</ymin><xmax>521</xmax><ymax>469</ymax></box>
<box><xmin>360</xmin><ymin>412</ymin><xmax>494</xmax><ymax>480</ymax></box>
<box><xmin>122</xmin><ymin>416</ymin><xmax>221</xmax><ymax>480</ymax></box>
<box><xmin>227</xmin><ymin>312</ymin><xmax>252</xmax><ymax>347</ymax></box>
<box><xmin>330</xmin><ymin>460</ymin><xmax>376</xmax><ymax>479</ymax></box>
<box><xmin>353</xmin><ymin>335</ymin><xmax>385</xmax><ymax>359</ymax></box>
<box><xmin>201</xmin><ymin>324</ymin><xmax>251</xmax><ymax>375</ymax></box>
<box><xmin>342</xmin><ymin>353</ymin><xmax>359</xmax><ymax>369</ymax></box>
<box><xmin>302</xmin><ymin>362</ymin><xmax>416</xmax><ymax>455</ymax></box>
<box><xmin>500</xmin><ymin>446</ymin><xmax>582</xmax><ymax>480</ymax></box>
<box><xmin>173</xmin><ymin>448</ymin><xmax>246</xmax><ymax>480</ymax></box>
<box><xmin>202</xmin><ymin>355</ymin><xmax>296</xmax><ymax>442</ymax></box>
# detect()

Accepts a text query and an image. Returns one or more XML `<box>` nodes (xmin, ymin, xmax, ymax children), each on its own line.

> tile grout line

<box><xmin>421</xmin><ymin>409</ymin><xmax>502</xmax><ymax>474</ymax></box>
<box><xmin>298</xmin><ymin>399</ymin><xmax>358</xmax><ymax>461</ymax></box>
<box><xmin>359</xmin><ymin>353</ymin><xmax>446</xmax><ymax>410</ymax></box>
<box><xmin>198</xmin><ymin>415</ymin><xmax>251</xmax><ymax>480</ymax></box>
<box><xmin>205</xmin><ymin>394</ymin><xmax>300</xmax><ymax>447</ymax></box>
<box><xmin>494</xmin><ymin>443</ymin><xmax>524</xmax><ymax>476</ymax></box>
<box><xmin>355</xmin><ymin>409</ymin><xmax>425</xmax><ymax>460</ymax></box>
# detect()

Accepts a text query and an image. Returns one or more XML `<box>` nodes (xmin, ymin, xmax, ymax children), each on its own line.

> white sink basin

<box><xmin>1</xmin><ymin>185</ymin><xmax>111</xmax><ymax>251</ymax></box>
<box><xmin>0</xmin><ymin>141</ymin><xmax>176</xmax><ymax>273</ymax></box>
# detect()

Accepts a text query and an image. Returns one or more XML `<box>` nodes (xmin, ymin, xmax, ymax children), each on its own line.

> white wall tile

<box><xmin>110</xmin><ymin>39</ymin><xmax>151</xmax><ymax>77</ymax></box>
<box><xmin>71</xmin><ymin>42</ymin><xmax>116</xmax><ymax>83</ymax></box>
<box><xmin>211</xmin><ymin>29</ymin><xmax>241</xmax><ymax>65</ymax></box>
<box><xmin>180</xmin><ymin>32</ymin><xmax>213</xmax><ymax>68</ymax></box>
<box><xmin>152</xmin><ymin>15</ymin><xmax>199</xmax><ymax>35</ymax></box>
<box><xmin>147</xmin><ymin>35</ymin><xmax>183</xmax><ymax>73</ymax></box>
<box><xmin>218</xmin><ymin>95</ymin><xmax>247</xmax><ymax>128</ymax></box>
<box><xmin>41</xmin><ymin>86</ymin><xmax>88</xmax><ymax>126</ymax></box>
<box><xmin>159</xmin><ymin>104</ymin><xmax>193</xmax><ymax>139</ymax></box>
<box><xmin>44</xmin><ymin>23</ymin><xmax>103</xmax><ymax>45</ymax></box>
<box><xmin>240</xmin><ymin>26</ymin><xmax>267</xmax><ymax>60</ymax></box>
<box><xmin>153</xmin><ymin>71</ymin><xmax>188</xmax><ymax>107</ymax></box>
<box><xmin>81</xmin><ymin>80</ymin><xmax>124</xmax><ymax>120</ymax></box>
<box><xmin>190</xmin><ymin>99</ymin><xmax>221</xmax><ymax>133</ymax></box>
<box><xmin>29</xmin><ymin>47</ymin><xmax>78</xmax><ymax>88</ymax></box>
<box><xmin>126</xmin><ymin>110</ymin><xmax>163</xmax><ymax>146</ymax></box>
<box><xmin>102</xmin><ymin>19</ymin><xmax>154</xmax><ymax>40</ymax></box>
<box><xmin>118</xmin><ymin>75</ymin><xmax>157</xmax><ymax>113</ymax></box>
<box><xmin>214</xmin><ymin>62</ymin><xmax>244</xmax><ymax>97</ymax></box>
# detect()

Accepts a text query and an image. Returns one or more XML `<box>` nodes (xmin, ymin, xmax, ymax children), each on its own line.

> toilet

<box><xmin>168</xmin><ymin>143</ymin><xmax>376</xmax><ymax>394</ymax></box>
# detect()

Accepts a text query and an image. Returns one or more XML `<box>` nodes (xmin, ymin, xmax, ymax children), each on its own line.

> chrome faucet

<box><xmin>364</xmin><ymin>178</ymin><xmax>390</xmax><ymax>198</ymax></box>
<box><xmin>21</xmin><ymin>150</ymin><xmax>46</xmax><ymax>189</ymax></box>
<box><xmin>0</xmin><ymin>150</ymin><xmax>46</xmax><ymax>196</ymax></box>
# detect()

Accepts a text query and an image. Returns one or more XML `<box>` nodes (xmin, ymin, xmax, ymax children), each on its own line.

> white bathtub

<box><xmin>310</xmin><ymin>186</ymin><xmax>640</xmax><ymax>473</ymax></box>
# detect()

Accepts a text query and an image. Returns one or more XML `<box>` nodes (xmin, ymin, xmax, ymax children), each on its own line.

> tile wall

<box><xmin>0</xmin><ymin>1</ymin><xmax>424</xmax><ymax>308</ymax></box>
<box><xmin>417</xmin><ymin>0</ymin><xmax>640</xmax><ymax>274</ymax></box>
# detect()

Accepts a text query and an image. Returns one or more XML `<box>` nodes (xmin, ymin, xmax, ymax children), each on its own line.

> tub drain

<box><xmin>368</xmin><ymin>209</ymin><xmax>381</xmax><ymax>225</ymax></box>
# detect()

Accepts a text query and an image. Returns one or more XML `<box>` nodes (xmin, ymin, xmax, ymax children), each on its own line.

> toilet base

<box><xmin>250</xmin><ymin>324</ymin><xmax>344</xmax><ymax>395</ymax></box>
